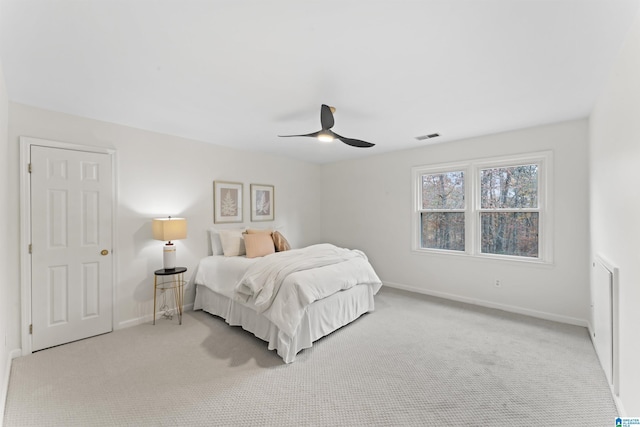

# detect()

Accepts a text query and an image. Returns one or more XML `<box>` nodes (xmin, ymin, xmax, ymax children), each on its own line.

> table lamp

<box><xmin>152</xmin><ymin>216</ymin><xmax>187</xmax><ymax>270</ymax></box>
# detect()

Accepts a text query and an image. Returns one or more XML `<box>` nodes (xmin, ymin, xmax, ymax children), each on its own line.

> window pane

<box><xmin>481</xmin><ymin>212</ymin><xmax>539</xmax><ymax>257</ymax></box>
<box><xmin>480</xmin><ymin>165</ymin><xmax>538</xmax><ymax>209</ymax></box>
<box><xmin>421</xmin><ymin>212</ymin><xmax>465</xmax><ymax>251</ymax></box>
<box><xmin>422</xmin><ymin>171</ymin><xmax>464</xmax><ymax>209</ymax></box>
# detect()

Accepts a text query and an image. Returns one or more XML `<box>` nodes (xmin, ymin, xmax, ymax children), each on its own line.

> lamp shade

<box><xmin>152</xmin><ymin>217</ymin><xmax>187</xmax><ymax>242</ymax></box>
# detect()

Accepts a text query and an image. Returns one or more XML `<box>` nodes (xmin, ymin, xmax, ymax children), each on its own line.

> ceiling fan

<box><xmin>279</xmin><ymin>104</ymin><xmax>375</xmax><ymax>148</ymax></box>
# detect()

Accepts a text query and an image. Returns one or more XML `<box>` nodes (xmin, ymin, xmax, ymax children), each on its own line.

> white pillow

<box><xmin>218</xmin><ymin>228</ymin><xmax>246</xmax><ymax>257</ymax></box>
<box><xmin>208</xmin><ymin>227</ymin><xmax>224</xmax><ymax>255</ymax></box>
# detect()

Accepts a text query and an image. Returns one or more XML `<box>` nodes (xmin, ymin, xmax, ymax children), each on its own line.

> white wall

<box><xmin>321</xmin><ymin>120</ymin><xmax>590</xmax><ymax>324</ymax></box>
<box><xmin>0</xmin><ymin>31</ymin><xmax>11</xmax><ymax>423</ymax></box>
<box><xmin>6</xmin><ymin>103</ymin><xmax>322</xmax><ymax>350</ymax></box>
<box><xmin>589</xmin><ymin>5</ymin><xmax>640</xmax><ymax>416</ymax></box>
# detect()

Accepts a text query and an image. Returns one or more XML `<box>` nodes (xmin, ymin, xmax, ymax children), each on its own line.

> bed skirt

<box><xmin>193</xmin><ymin>284</ymin><xmax>376</xmax><ymax>363</ymax></box>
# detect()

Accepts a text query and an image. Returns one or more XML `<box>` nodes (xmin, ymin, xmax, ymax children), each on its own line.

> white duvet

<box><xmin>234</xmin><ymin>243</ymin><xmax>382</xmax><ymax>337</ymax></box>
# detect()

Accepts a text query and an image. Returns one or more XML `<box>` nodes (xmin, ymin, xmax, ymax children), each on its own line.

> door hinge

<box><xmin>29</xmin><ymin>324</ymin><xmax>33</xmax><ymax>334</ymax></box>
<box><xmin>28</xmin><ymin>163</ymin><xmax>32</xmax><ymax>173</ymax></box>
<box><xmin>28</xmin><ymin>244</ymin><xmax>32</xmax><ymax>254</ymax></box>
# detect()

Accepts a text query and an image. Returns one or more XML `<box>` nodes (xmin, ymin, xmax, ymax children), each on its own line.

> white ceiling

<box><xmin>1</xmin><ymin>1</ymin><xmax>638</xmax><ymax>164</ymax></box>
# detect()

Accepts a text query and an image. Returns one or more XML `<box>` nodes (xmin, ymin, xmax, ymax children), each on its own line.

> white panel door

<box><xmin>31</xmin><ymin>145</ymin><xmax>113</xmax><ymax>351</ymax></box>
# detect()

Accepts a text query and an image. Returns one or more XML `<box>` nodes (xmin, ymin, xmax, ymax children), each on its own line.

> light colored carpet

<box><xmin>4</xmin><ymin>287</ymin><xmax>617</xmax><ymax>426</ymax></box>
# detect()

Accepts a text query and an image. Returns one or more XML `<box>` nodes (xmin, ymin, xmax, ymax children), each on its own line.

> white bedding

<box><xmin>192</xmin><ymin>255</ymin><xmax>254</xmax><ymax>298</ymax></box>
<box><xmin>235</xmin><ymin>244</ymin><xmax>382</xmax><ymax>337</ymax></box>
<box><xmin>191</xmin><ymin>244</ymin><xmax>382</xmax><ymax>362</ymax></box>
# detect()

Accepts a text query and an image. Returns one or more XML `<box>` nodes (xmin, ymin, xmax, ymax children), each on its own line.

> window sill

<box><xmin>411</xmin><ymin>247</ymin><xmax>555</xmax><ymax>268</ymax></box>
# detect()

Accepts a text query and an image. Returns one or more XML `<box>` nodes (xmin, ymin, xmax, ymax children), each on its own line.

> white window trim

<box><xmin>411</xmin><ymin>151</ymin><xmax>553</xmax><ymax>264</ymax></box>
<box><xmin>411</xmin><ymin>162</ymin><xmax>470</xmax><ymax>254</ymax></box>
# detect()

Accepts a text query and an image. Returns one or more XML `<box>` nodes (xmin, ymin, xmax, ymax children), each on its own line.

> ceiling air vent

<box><xmin>415</xmin><ymin>133</ymin><xmax>440</xmax><ymax>141</ymax></box>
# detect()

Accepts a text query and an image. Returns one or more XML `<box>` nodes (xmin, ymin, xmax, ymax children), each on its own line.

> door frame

<box><xmin>19</xmin><ymin>136</ymin><xmax>118</xmax><ymax>355</ymax></box>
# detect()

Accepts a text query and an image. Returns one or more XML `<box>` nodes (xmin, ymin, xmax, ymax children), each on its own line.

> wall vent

<box><xmin>592</xmin><ymin>255</ymin><xmax>619</xmax><ymax>396</ymax></box>
<box><xmin>415</xmin><ymin>133</ymin><xmax>440</xmax><ymax>141</ymax></box>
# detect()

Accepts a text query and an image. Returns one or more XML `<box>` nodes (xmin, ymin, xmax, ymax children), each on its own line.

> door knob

<box><xmin>101</xmin><ymin>249</ymin><xmax>109</xmax><ymax>256</ymax></box>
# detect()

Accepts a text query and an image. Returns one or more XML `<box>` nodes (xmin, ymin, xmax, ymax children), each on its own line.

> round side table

<box><xmin>153</xmin><ymin>267</ymin><xmax>187</xmax><ymax>325</ymax></box>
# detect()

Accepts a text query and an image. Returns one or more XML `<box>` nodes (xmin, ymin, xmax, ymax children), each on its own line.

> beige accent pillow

<box><xmin>272</xmin><ymin>231</ymin><xmax>291</xmax><ymax>252</ymax></box>
<box><xmin>218</xmin><ymin>229</ymin><xmax>246</xmax><ymax>257</ymax></box>
<box><xmin>245</xmin><ymin>228</ymin><xmax>273</xmax><ymax>235</ymax></box>
<box><xmin>244</xmin><ymin>233</ymin><xmax>276</xmax><ymax>258</ymax></box>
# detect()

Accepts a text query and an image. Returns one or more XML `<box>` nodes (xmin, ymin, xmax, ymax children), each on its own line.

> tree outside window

<box><xmin>420</xmin><ymin>171</ymin><xmax>465</xmax><ymax>251</ymax></box>
<box><xmin>479</xmin><ymin>165</ymin><xmax>539</xmax><ymax>258</ymax></box>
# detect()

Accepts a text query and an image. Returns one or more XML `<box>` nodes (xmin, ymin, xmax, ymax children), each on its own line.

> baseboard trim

<box><xmin>117</xmin><ymin>303</ymin><xmax>194</xmax><ymax>330</ymax></box>
<box><xmin>613</xmin><ymin>393</ymin><xmax>627</xmax><ymax>417</ymax></box>
<box><xmin>1</xmin><ymin>349</ymin><xmax>21</xmax><ymax>427</ymax></box>
<box><xmin>382</xmin><ymin>281</ymin><xmax>588</xmax><ymax>327</ymax></box>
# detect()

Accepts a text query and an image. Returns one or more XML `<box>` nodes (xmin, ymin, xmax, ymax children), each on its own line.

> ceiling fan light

<box><xmin>317</xmin><ymin>132</ymin><xmax>334</xmax><ymax>143</ymax></box>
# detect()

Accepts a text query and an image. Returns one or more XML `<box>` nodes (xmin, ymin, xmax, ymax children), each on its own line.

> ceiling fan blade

<box><xmin>278</xmin><ymin>131</ymin><xmax>321</xmax><ymax>138</ymax></box>
<box><xmin>320</xmin><ymin>104</ymin><xmax>335</xmax><ymax>130</ymax></box>
<box><xmin>334</xmin><ymin>133</ymin><xmax>375</xmax><ymax>148</ymax></box>
<box><xmin>278</xmin><ymin>105</ymin><xmax>373</xmax><ymax>148</ymax></box>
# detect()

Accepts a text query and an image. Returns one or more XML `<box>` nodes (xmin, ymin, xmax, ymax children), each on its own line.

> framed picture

<box><xmin>250</xmin><ymin>184</ymin><xmax>274</xmax><ymax>222</ymax></box>
<box><xmin>213</xmin><ymin>181</ymin><xmax>243</xmax><ymax>223</ymax></box>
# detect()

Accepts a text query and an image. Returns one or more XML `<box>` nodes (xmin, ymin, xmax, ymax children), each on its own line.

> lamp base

<box><xmin>163</xmin><ymin>243</ymin><xmax>176</xmax><ymax>270</ymax></box>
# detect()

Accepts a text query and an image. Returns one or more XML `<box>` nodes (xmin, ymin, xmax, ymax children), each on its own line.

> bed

<box><xmin>191</xmin><ymin>228</ymin><xmax>382</xmax><ymax>363</ymax></box>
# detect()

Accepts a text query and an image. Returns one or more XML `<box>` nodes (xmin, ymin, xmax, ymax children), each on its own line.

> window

<box><xmin>419</xmin><ymin>170</ymin><xmax>466</xmax><ymax>251</ymax></box>
<box><xmin>413</xmin><ymin>152</ymin><xmax>552</xmax><ymax>263</ymax></box>
<box><xmin>479</xmin><ymin>164</ymin><xmax>539</xmax><ymax>257</ymax></box>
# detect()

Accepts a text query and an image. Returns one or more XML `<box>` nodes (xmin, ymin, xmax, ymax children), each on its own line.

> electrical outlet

<box><xmin>494</xmin><ymin>279</ymin><xmax>501</xmax><ymax>288</ymax></box>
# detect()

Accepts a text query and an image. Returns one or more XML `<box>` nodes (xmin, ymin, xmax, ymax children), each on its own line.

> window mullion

<box><xmin>467</xmin><ymin>165</ymin><xmax>476</xmax><ymax>255</ymax></box>
<box><xmin>478</xmin><ymin>208</ymin><xmax>540</xmax><ymax>213</ymax></box>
